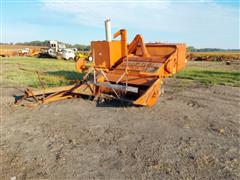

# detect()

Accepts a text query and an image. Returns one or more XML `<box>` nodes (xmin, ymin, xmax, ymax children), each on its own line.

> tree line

<box><xmin>1</xmin><ymin>41</ymin><xmax>90</xmax><ymax>51</ymax></box>
<box><xmin>187</xmin><ymin>46</ymin><xmax>239</xmax><ymax>52</ymax></box>
<box><xmin>1</xmin><ymin>42</ymin><xmax>238</xmax><ymax>52</ymax></box>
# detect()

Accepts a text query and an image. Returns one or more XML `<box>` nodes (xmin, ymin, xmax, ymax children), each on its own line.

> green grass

<box><xmin>1</xmin><ymin>57</ymin><xmax>84</xmax><ymax>88</ymax></box>
<box><xmin>175</xmin><ymin>67</ymin><xmax>240</xmax><ymax>87</ymax></box>
<box><xmin>1</xmin><ymin>57</ymin><xmax>240</xmax><ymax>88</ymax></box>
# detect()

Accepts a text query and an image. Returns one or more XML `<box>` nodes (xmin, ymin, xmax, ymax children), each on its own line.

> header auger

<box><xmin>17</xmin><ymin>20</ymin><xmax>187</xmax><ymax>107</ymax></box>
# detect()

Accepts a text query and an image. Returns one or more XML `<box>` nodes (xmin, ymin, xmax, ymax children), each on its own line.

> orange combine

<box><xmin>18</xmin><ymin>20</ymin><xmax>187</xmax><ymax>107</ymax></box>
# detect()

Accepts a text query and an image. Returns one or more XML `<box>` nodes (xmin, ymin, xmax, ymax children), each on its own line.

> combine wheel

<box><xmin>76</xmin><ymin>58</ymin><xmax>86</xmax><ymax>73</ymax></box>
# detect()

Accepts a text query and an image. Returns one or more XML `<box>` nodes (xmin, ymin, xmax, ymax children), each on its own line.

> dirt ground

<box><xmin>1</xmin><ymin>79</ymin><xmax>240</xmax><ymax>179</ymax></box>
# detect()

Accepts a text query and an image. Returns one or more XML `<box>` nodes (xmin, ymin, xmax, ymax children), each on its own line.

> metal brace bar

<box><xmin>99</xmin><ymin>69</ymin><xmax>120</xmax><ymax>98</ymax></box>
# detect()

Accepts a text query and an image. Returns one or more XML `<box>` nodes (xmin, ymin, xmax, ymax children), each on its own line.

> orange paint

<box><xmin>19</xmin><ymin>28</ymin><xmax>187</xmax><ymax>107</ymax></box>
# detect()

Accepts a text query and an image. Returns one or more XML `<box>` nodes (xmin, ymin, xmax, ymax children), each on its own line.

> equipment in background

<box><xmin>38</xmin><ymin>40</ymin><xmax>66</xmax><ymax>59</ymax></box>
<box><xmin>19</xmin><ymin>48</ymin><xmax>40</xmax><ymax>57</ymax></box>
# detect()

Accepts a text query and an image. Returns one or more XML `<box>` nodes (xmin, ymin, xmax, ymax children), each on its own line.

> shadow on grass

<box><xmin>47</xmin><ymin>70</ymin><xmax>84</xmax><ymax>81</ymax></box>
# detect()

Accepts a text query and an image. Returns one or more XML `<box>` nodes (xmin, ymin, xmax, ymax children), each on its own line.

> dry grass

<box><xmin>189</xmin><ymin>51</ymin><xmax>240</xmax><ymax>55</ymax></box>
<box><xmin>187</xmin><ymin>51</ymin><xmax>240</xmax><ymax>61</ymax></box>
<box><xmin>0</xmin><ymin>45</ymin><xmax>46</xmax><ymax>50</ymax></box>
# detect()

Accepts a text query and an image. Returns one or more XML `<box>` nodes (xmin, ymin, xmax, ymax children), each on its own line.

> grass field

<box><xmin>176</xmin><ymin>67</ymin><xmax>240</xmax><ymax>86</ymax></box>
<box><xmin>1</xmin><ymin>57</ymin><xmax>240</xmax><ymax>88</ymax></box>
<box><xmin>1</xmin><ymin>57</ymin><xmax>83</xmax><ymax>88</ymax></box>
<box><xmin>175</xmin><ymin>61</ymin><xmax>240</xmax><ymax>87</ymax></box>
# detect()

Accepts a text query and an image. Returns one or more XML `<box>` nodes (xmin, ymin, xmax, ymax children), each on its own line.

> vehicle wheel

<box><xmin>76</xmin><ymin>58</ymin><xmax>85</xmax><ymax>73</ymax></box>
<box><xmin>69</xmin><ymin>57</ymin><xmax>74</xmax><ymax>61</ymax></box>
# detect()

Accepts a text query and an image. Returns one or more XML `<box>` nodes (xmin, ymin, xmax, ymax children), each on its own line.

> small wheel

<box><xmin>76</xmin><ymin>58</ymin><xmax>85</xmax><ymax>73</ymax></box>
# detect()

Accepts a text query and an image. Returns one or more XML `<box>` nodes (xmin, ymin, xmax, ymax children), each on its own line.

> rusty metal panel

<box><xmin>91</xmin><ymin>41</ymin><xmax>122</xmax><ymax>69</ymax></box>
<box><xmin>107</xmin><ymin>70</ymin><xmax>158</xmax><ymax>86</ymax></box>
<box><xmin>176</xmin><ymin>44</ymin><xmax>187</xmax><ymax>71</ymax></box>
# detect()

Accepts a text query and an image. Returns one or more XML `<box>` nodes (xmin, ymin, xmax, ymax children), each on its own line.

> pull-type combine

<box><xmin>18</xmin><ymin>20</ymin><xmax>187</xmax><ymax>107</ymax></box>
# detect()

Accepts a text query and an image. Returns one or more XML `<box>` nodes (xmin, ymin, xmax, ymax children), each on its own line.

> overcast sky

<box><xmin>2</xmin><ymin>0</ymin><xmax>239</xmax><ymax>48</ymax></box>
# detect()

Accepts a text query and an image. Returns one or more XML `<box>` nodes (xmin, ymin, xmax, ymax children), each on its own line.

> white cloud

<box><xmin>39</xmin><ymin>0</ymin><xmax>239</xmax><ymax>48</ymax></box>
<box><xmin>41</xmin><ymin>0</ymin><xmax>171</xmax><ymax>28</ymax></box>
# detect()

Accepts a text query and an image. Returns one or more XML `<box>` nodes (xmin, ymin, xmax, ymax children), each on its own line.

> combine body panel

<box><xmin>88</xmin><ymin>38</ymin><xmax>186</xmax><ymax>106</ymax></box>
<box><xmin>17</xmin><ymin>21</ymin><xmax>187</xmax><ymax>107</ymax></box>
<box><xmin>91</xmin><ymin>41</ymin><xmax>122</xmax><ymax>69</ymax></box>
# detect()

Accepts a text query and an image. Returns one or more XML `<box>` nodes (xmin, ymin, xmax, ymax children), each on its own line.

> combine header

<box><xmin>18</xmin><ymin>20</ymin><xmax>187</xmax><ymax>107</ymax></box>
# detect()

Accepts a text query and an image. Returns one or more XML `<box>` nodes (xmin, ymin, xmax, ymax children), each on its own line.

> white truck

<box><xmin>39</xmin><ymin>40</ymin><xmax>77</xmax><ymax>60</ymax></box>
<box><xmin>39</xmin><ymin>40</ymin><xmax>66</xmax><ymax>59</ymax></box>
<box><xmin>61</xmin><ymin>49</ymin><xmax>75</xmax><ymax>60</ymax></box>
